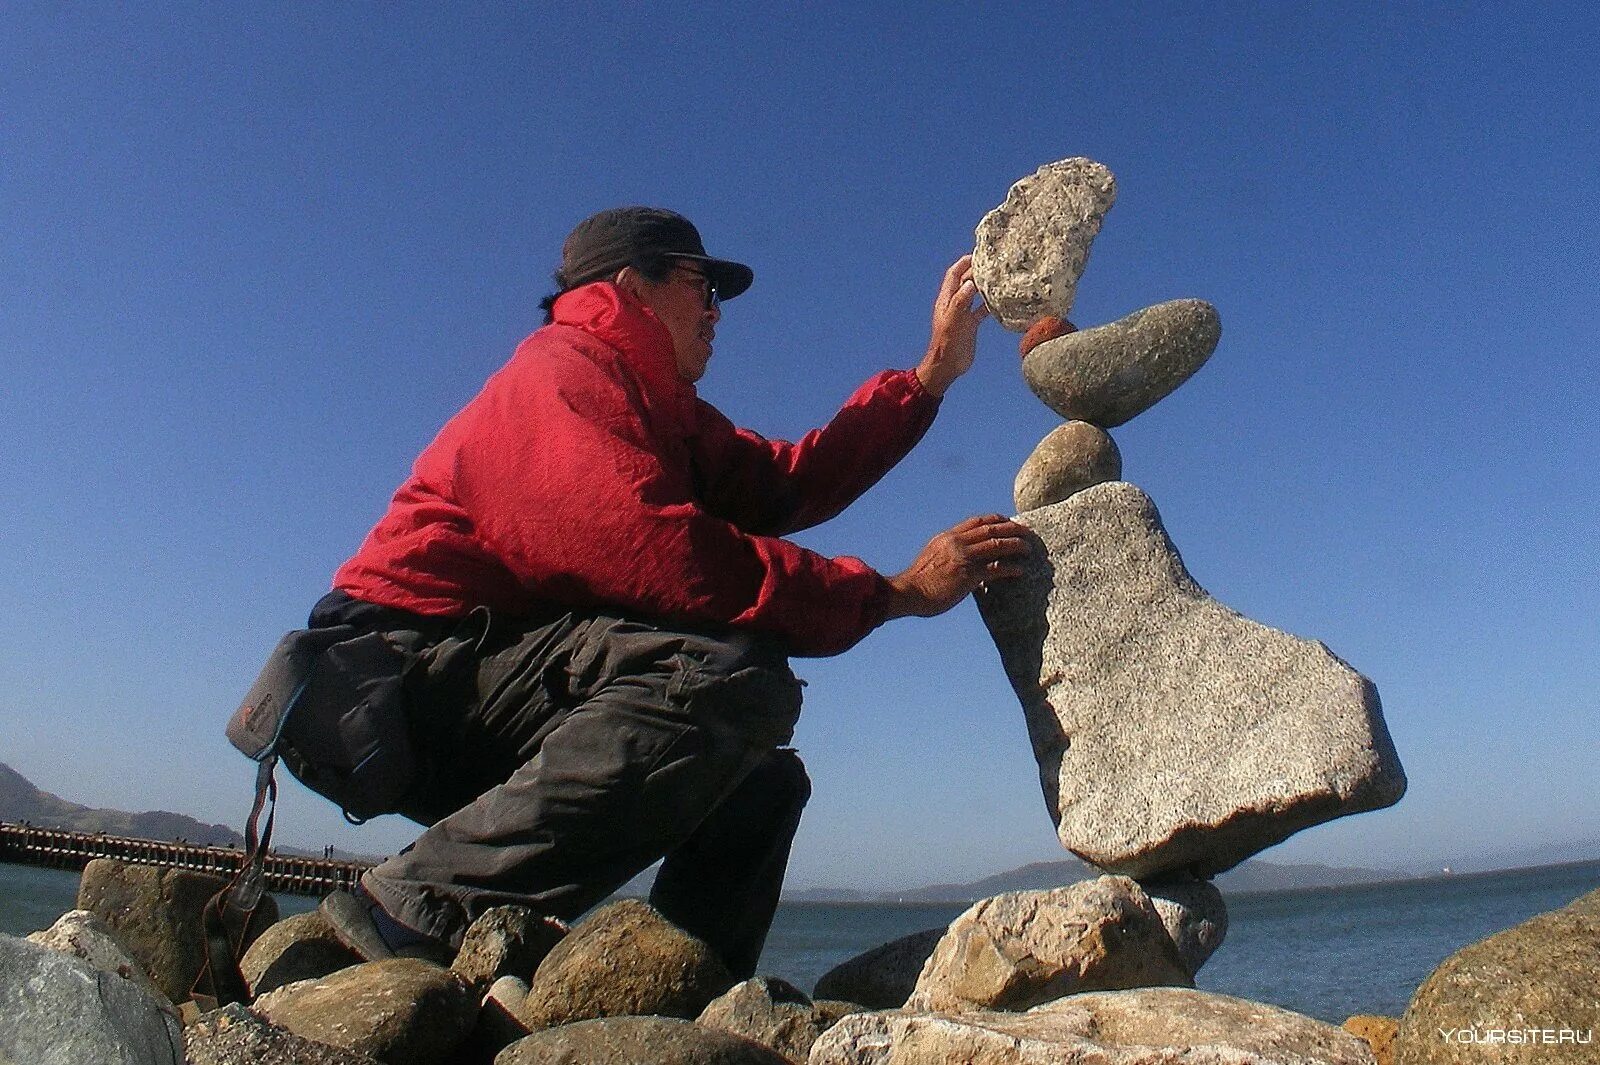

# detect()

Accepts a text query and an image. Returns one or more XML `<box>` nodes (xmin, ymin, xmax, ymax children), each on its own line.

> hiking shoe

<box><xmin>319</xmin><ymin>888</ymin><xmax>454</xmax><ymax>966</ymax></box>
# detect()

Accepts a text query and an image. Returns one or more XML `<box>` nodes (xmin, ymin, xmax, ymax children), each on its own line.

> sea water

<box><xmin>4</xmin><ymin>858</ymin><xmax>1596</xmax><ymax>1024</ymax></box>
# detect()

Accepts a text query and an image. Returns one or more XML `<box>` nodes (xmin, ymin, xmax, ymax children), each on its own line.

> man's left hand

<box><xmin>916</xmin><ymin>255</ymin><xmax>989</xmax><ymax>397</ymax></box>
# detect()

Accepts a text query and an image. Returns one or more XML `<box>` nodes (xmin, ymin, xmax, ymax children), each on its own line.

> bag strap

<box><xmin>192</xmin><ymin>755</ymin><xmax>278</xmax><ymax>1006</ymax></box>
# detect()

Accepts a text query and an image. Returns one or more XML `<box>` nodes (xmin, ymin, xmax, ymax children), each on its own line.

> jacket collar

<box><xmin>550</xmin><ymin>281</ymin><xmax>693</xmax><ymax>406</ymax></box>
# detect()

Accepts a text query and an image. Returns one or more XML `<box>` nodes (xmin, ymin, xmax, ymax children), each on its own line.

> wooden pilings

<box><xmin>0</xmin><ymin>822</ymin><xmax>368</xmax><ymax>896</ymax></box>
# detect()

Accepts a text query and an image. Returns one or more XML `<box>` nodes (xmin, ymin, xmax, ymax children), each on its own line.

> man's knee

<box><xmin>752</xmin><ymin>747</ymin><xmax>812</xmax><ymax>811</ymax></box>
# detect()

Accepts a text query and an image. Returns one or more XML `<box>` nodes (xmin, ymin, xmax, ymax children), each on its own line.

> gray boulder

<box><xmin>1139</xmin><ymin>874</ymin><xmax>1228</xmax><ymax>976</ymax></box>
<box><xmin>972</xmin><ymin>157</ymin><xmax>1117</xmax><ymax>332</ymax></box>
<box><xmin>27</xmin><ymin>907</ymin><xmax>170</xmax><ymax>1004</ymax></box>
<box><xmin>451</xmin><ymin>904</ymin><xmax>567</xmax><ymax>998</ymax></box>
<box><xmin>250</xmin><ymin>958</ymin><xmax>476</xmax><ymax>1065</ymax></box>
<box><xmin>907</xmin><ymin>878</ymin><xmax>1190</xmax><ymax>1014</ymax></box>
<box><xmin>239</xmin><ymin>910</ymin><xmax>362</xmax><ymax>997</ymax></box>
<box><xmin>497</xmin><ymin>1015</ymin><xmax>792</xmax><ymax>1064</ymax></box>
<box><xmin>0</xmin><ymin>932</ymin><xmax>184</xmax><ymax>1065</ymax></box>
<box><xmin>812</xmin><ymin>987</ymin><xmax>1378</xmax><ymax>1064</ymax></box>
<box><xmin>77</xmin><ymin>857</ymin><xmax>278</xmax><ymax>1004</ymax></box>
<box><xmin>1394</xmin><ymin>886</ymin><xmax>1600</xmax><ymax>1064</ymax></box>
<box><xmin>976</xmin><ymin>482</ymin><xmax>1406</xmax><ymax>878</ymax></box>
<box><xmin>812</xmin><ymin>926</ymin><xmax>944</xmax><ymax>1009</ymax></box>
<box><xmin>697</xmin><ymin>976</ymin><xmax>849</xmax><ymax>1063</ymax></box>
<box><xmin>1023</xmin><ymin>299</ymin><xmax>1221</xmax><ymax>427</ymax></box>
<box><xmin>1014</xmin><ymin>421</ymin><xmax>1122</xmax><ymax>512</ymax></box>
<box><xmin>184</xmin><ymin>1002</ymin><xmax>381</xmax><ymax>1065</ymax></box>
<box><xmin>512</xmin><ymin>898</ymin><xmax>735</xmax><ymax>1029</ymax></box>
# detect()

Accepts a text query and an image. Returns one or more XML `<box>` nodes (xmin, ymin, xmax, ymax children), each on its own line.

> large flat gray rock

<box><xmin>0</xmin><ymin>933</ymin><xmax>183</xmax><ymax>1065</ymax></box>
<box><xmin>976</xmin><ymin>482</ymin><xmax>1406</xmax><ymax>877</ymax></box>
<box><xmin>973</xmin><ymin>158</ymin><xmax>1116</xmax><ymax>332</ymax></box>
<box><xmin>1023</xmin><ymin>299</ymin><xmax>1221</xmax><ymax>427</ymax></box>
<box><xmin>811</xmin><ymin>988</ymin><xmax>1378</xmax><ymax>1064</ymax></box>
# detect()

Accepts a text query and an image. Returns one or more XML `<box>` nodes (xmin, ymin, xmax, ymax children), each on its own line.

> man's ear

<box><xmin>613</xmin><ymin>266</ymin><xmax>645</xmax><ymax>301</ymax></box>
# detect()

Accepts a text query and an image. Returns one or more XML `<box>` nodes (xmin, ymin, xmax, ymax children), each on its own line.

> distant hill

<box><xmin>786</xmin><ymin>855</ymin><xmax>1406</xmax><ymax>903</ymax></box>
<box><xmin>0</xmin><ymin>760</ymin><xmax>243</xmax><ymax>847</ymax></box>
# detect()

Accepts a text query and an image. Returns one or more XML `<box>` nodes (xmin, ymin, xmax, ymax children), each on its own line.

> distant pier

<box><xmin>0</xmin><ymin>822</ymin><xmax>369</xmax><ymax>896</ymax></box>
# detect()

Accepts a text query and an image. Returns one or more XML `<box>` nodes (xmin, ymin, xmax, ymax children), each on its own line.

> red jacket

<box><xmin>333</xmin><ymin>282</ymin><xmax>940</xmax><ymax>656</ymax></box>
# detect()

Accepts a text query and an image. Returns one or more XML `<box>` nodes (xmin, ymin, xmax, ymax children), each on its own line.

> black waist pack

<box><xmin>226</xmin><ymin>625</ymin><xmax>422</xmax><ymax>824</ymax></box>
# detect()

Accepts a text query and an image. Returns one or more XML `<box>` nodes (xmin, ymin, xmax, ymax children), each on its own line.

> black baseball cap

<box><xmin>557</xmin><ymin>206</ymin><xmax>754</xmax><ymax>300</ymax></box>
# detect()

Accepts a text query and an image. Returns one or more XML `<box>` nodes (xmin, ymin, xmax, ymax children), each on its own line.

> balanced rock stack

<box><xmin>972</xmin><ymin>157</ymin><xmax>1407</xmax><ymax>933</ymax></box>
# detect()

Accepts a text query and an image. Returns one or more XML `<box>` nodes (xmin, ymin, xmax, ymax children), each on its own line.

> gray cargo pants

<box><xmin>309</xmin><ymin>592</ymin><xmax>809</xmax><ymax>978</ymax></box>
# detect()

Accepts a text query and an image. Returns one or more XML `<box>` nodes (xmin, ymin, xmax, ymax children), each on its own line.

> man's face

<box><xmin>638</xmin><ymin>261</ymin><xmax>721</xmax><ymax>383</ymax></box>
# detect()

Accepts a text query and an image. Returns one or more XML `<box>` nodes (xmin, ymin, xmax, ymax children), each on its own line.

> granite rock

<box><xmin>451</xmin><ymin>904</ymin><xmax>567</xmax><ymax>999</ymax></box>
<box><xmin>184</xmin><ymin>1002</ymin><xmax>382</xmax><ymax>1065</ymax></box>
<box><xmin>812</xmin><ymin>927</ymin><xmax>945</xmax><ymax>1009</ymax></box>
<box><xmin>512</xmin><ymin>898</ymin><xmax>735</xmax><ymax>1029</ymax></box>
<box><xmin>495</xmin><ymin>1016</ymin><xmax>792</xmax><ymax>1064</ymax></box>
<box><xmin>467</xmin><ymin>975</ymin><xmax>535</xmax><ymax>1060</ymax></box>
<box><xmin>1139</xmin><ymin>874</ymin><xmax>1228</xmax><ymax>976</ymax></box>
<box><xmin>0</xmin><ymin>932</ymin><xmax>184</xmax><ymax>1065</ymax></box>
<box><xmin>907</xmin><ymin>878</ymin><xmax>1190</xmax><ymax>1014</ymax></box>
<box><xmin>239</xmin><ymin>910</ymin><xmax>362</xmax><ymax>998</ymax></box>
<box><xmin>77</xmin><ymin>857</ymin><xmax>278</xmax><ymax>1004</ymax></box>
<box><xmin>812</xmin><ymin>987</ymin><xmax>1378</xmax><ymax>1064</ymax></box>
<box><xmin>27</xmin><ymin>907</ymin><xmax>170</xmax><ymax>1004</ymax></box>
<box><xmin>1394</xmin><ymin>887</ymin><xmax>1600</xmax><ymax>1064</ymax></box>
<box><xmin>1014</xmin><ymin>421</ymin><xmax>1122</xmax><ymax>512</ymax></box>
<box><xmin>976</xmin><ymin>482</ymin><xmax>1406</xmax><ymax>878</ymax></box>
<box><xmin>1344</xmin><ymin>1015</ymin><xmax>1397</xmax><ymax>1065</ymax></box>
<box><xmin>973</xmin><ymin>158</ymin><xmax>1117</xmax><ymax>331</ymax></box>
<box><xmin>697</xmin><ymin>976</ymin><xmax>848</xmax><ymax>1063</ymax></box>
<box><xmin>250</xmin><ymin>958</ymin><xmax>476</xmax><ymax>1065</ymax></box>
<box><xmin>1023</xmin><ymin>299</ymin><xmax>1221</xmax><ymax>427</ymax></box>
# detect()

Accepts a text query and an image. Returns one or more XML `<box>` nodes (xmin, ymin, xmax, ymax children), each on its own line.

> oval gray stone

<box><xmin>1014</xmin><ymin>421</ymin><xmax>1121</xmax><ymax>512</ymax></box>
<box><xmin>512</xmin><ymin>899</ymin><xmax>734</xmax><ymax>1030</ymax></box>
<box><xmin>250</xmin><ymin>958</ymin><xmax>476</xmax><ymax>1065</ymax></box>
<box><xmin>239</xmin><ymin>911</ymin><xmax>362</xmax><ymax>997</ymax></box>
<box><xmin>1023</xmin><ymin>299</ymin><xmax>1221</xmax><ymax>427</ymax></box>
<box><xmin>972</xmin><ymin>158</ymin><xmax>1117</xmax><ymax>332</ymax></box>
<box><xmin>496</xmin><ymin>1016</ymin><xmax>792</xmax><ymax>1064</ymax></box>
<box><xmin>975</xmin><ymin>481</ymin><xmax>1406</xmax><ymax>878</ymax></box>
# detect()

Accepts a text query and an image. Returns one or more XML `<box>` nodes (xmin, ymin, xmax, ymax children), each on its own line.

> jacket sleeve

<box><xmin>450</xmin><ymin>350</ymin><xmax>900</xmax><ymax>657</ymax></box>
<box><xmin>690</xmin><ymin>369</ymin><xmax>941</xmax><ymax>536</ymax></box>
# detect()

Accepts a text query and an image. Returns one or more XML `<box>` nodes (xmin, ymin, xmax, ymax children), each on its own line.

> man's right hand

<box><xmin>885</xmin><ymin>514</ymin><xmax>1032</xmax><ymax>619</ymax></box>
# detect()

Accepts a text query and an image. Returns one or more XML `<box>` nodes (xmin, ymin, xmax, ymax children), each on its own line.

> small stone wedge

<box><xmin>976</xmin><ymin>481</ymin><xmax>1406</xmax><ymax>878</ymax></box>
<box><xmin>972</xmin><ymin>157</ymin><xmax>1116</xmax><ymax>331</ymax></box>
<box><xmin>1023</xmin><ymin>299</ymin><xmax>1221</xmax><ymax>427</ymax></box>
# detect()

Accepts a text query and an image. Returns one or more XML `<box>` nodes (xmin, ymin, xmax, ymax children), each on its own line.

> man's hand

<box><xmin>916</xmin><ymin>255</ymin><xmax>990</xmax><ymax>397</ymax></box>
<box><xmin>885</xmin><ymin>514</ymin><xmax>1032</xmax><ymax>619</ymax></box>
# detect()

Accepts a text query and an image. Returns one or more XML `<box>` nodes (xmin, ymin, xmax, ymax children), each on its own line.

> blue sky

<box><xmin>2</xmin><ymin>3</ymin><xmax>1595</xmax><ymax>891</ymax></box>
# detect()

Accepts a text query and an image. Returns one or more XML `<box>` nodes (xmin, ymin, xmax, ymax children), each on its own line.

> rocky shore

<box><xmin>2</xmin><ymin>856</ymin><xmax>1597</xmax><ymax>1063</ymax></box>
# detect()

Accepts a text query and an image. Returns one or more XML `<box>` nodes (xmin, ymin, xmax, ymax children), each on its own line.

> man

<box><xmin>313</xmin><ymin>206</ymin><xmax>1028</xmax><ymax>975</ymax></box>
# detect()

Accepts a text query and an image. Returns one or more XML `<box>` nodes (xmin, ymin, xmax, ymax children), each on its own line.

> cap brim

<box><xmin>674</xmin><ymin>254</ymin><xmax>754</xmax><ymax>301</ymax></box>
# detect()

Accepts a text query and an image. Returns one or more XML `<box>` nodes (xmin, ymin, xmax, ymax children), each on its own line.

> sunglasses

<box><xmin>672</xmin><ymin>264</ymin><xmax>720</xmax><ymax>310</ymax></box>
